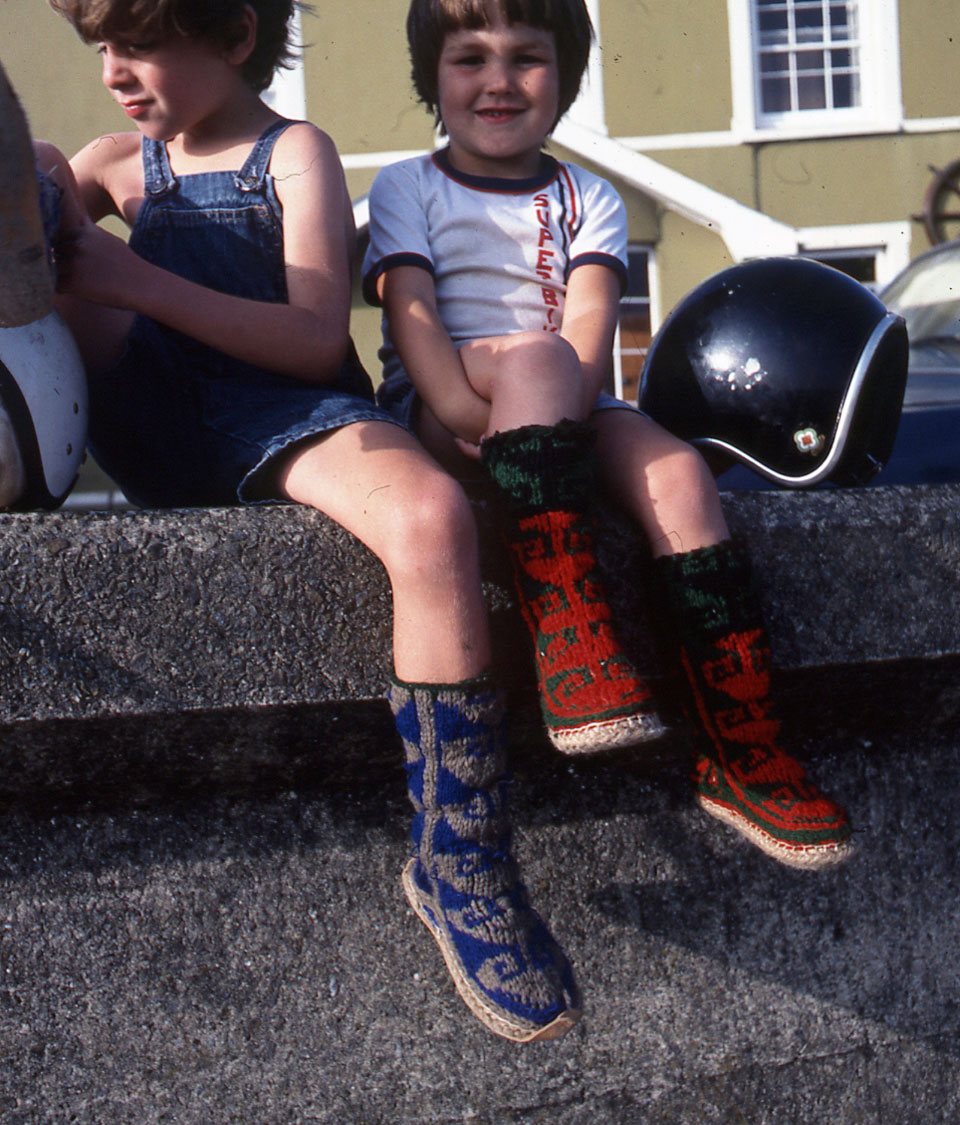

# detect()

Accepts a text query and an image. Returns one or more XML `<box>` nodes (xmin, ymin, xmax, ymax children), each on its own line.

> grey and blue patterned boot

<box><xmin>389</xmin><ymin>674</ymin><xmax>581</xmax><ymax>1042</ymax></box>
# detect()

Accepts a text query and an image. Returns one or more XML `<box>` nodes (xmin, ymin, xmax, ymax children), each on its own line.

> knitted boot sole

<box><xmin>548</xmin><ymin>708</ymin><xmax>668</xmax><ymax>755</ymax></box>
<box><xmin>401</xmin><ymin>859</ymin><xmax>581</xmax><ymax>1043</ymax></box>
<box><xmin>696</xmin><ymin>793</ymin><xmax>853</xmax><ymax>869</ymax></box>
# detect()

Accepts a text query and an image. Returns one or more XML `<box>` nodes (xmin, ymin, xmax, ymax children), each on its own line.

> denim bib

<box><xmin>88</xmin><ymin>122</ymin><xmax>390</xmax><ymax>508</ymax></box>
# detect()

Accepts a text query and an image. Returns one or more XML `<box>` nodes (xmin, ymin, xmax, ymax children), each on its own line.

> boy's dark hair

<box><xmin>48</xmin><ymin>0</ymin><xmax>310</xmax><ymax>93</ymax></box>
<box><xmin>407</xmin><ymin>0</ymin><xmax>593</xmax><ymax>128</ymax></box>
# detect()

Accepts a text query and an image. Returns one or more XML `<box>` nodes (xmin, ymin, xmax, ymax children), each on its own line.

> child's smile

<box><xmin>437</xmin><ymin>13</ymin><xmax>560</xmax><ymax>179</ymax></box>
<box><xmin>98</xmin><ymin>34</ymin><xmax>256</xmax><ymax>146</ymax></box>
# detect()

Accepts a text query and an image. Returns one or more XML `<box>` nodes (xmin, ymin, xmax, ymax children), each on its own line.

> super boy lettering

<box><xmin>532</xmin><ymin>192</ymin><xmax>560</xmax><ymax>331</ymax></box>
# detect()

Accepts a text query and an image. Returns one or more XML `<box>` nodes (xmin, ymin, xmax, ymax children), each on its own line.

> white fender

<box><xmin>0</xmin><ymin>311</ymin><xmax>88</xmax><ymax>509</ymax></box>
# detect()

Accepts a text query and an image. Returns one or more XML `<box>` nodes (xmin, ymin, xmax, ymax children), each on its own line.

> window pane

<box><xmin>625</xmin><ymin>256</ymin><xmax>650</xmax><ymax>297</ymax></box>
<box><xmin>807</xmin><ymin>252</ymin><xmax>876</xmax><ymax>285</ymax></box>
<box><xmin>796</xmin><ymin>49</ymin><xmax>825</xmax><ymax>72</ymax></box>
<box><xmin>829</xmin><ymin>3</ymin><xmax>856</xmax><ymax>38</ymax></box>
<box><xmin>618</xmin><ymin>249</ymin><xmax>651</xmax><ymax>403</ymax></box>
<box><xmin>760</xmin><ymin>76</ymin><xmax>793</xmax><ymax>112</ymax></box>
<box><xmin>758</xmin><ymin>9</ymin><xmax>789</xmax><ymax>44</ymax></box>
<box><xmin>795</xmin><ymin>7</ymin><xmax>825</xmax><ymax>43</ymax></box>
<box><xmin>832</xmin><ymin>72</ymin><xmax>856</xmax><ymax>107</ymax></box>
<box><xmin>760</xmin><ymin>52</ymin><xmax>790</xmax><ymax>74</ymax></box>
<box><xmin>797</xmin><ymin>74</ymin><xmax>827</xmax><ymax>109</ymax></box>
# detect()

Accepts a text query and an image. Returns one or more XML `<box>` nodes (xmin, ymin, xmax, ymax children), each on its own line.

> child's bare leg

<box><xmin>33</xmin><ymin>142</ymin><xmax>134</xmax><ymax>374</ymax></box>
<box><xmin>280</xmin><ymin>420</ymin><xmax>580</xmax><ymax>1041</ymax></box>
<box><xmin>278</xmin><ymin>419</ymin><xmax>490</xmax><ymax>682</ymax></box>
<box><xmin>591</xmin><ymin>407</ymin><xmax>729</xmax><ymax>558</ymax></box>
<box><xmin>459</xmin><ymin>331</ymin><xmax>584</xmax><ymax>432</ymax></box>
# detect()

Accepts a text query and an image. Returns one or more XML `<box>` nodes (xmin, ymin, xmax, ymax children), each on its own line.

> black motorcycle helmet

<box><xmin>638</xmin><ymin>257</ymin><xmax>908</xmax><ymax>487</ymax></box>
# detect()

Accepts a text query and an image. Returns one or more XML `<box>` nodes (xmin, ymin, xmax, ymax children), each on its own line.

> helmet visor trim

<box><xmin>694</xmin><ymin>312</ymin><xmax>907</xmax><ymax>488</ymax></box>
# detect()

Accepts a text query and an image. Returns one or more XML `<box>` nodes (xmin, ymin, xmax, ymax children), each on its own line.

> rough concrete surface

<box><xmin>1</xmin><ymin>723</ymin><xmax>958</xmax><ymax>1123</ymax></box>
<box><xmin>0</xmin><ymin>483</ymin><xmax>957</xmax><ymax>1122</ymax></box>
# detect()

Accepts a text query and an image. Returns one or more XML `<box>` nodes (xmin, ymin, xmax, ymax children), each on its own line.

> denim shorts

<box><xmin>89</xmin><ymin>316</ymin><xmax>406</xmax><ymax>508</ymax></box>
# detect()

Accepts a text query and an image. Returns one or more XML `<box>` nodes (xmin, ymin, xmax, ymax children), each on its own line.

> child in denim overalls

<box><xmin>34</xmin><ymin>0</ymin><xmax>580</xmax><ymax>1043</ymax></box>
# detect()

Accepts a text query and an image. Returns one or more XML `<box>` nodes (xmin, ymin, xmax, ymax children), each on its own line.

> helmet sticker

<box><xmin>794</xmin><ymin>427</ymin><xmax>824</xmax><ymax>455</ymax></box>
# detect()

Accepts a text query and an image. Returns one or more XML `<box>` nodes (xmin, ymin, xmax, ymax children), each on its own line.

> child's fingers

<box><xmin>453</xmin><ymin>436</ymin><xmax>482</xmax><ymax>461</ymax></box>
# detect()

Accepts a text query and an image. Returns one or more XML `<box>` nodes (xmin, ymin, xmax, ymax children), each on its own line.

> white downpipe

<box><xmin>567</xmin><ymin>0</ymin><xmax>607</xmax><ymax>133</ymax></box>
<box><xmin>264</xmin><ymin>10</ymin><xmax>307</xmax><ymax>120</ymax></box>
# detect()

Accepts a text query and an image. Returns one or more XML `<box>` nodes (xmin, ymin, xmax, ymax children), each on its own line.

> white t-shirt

<box><xmin>362</xmin><ymin>147</ymin><xmax>628</xmax><ymax>395</ymax></box>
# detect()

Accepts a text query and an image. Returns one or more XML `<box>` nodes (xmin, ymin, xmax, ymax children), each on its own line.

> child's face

<box><xmin>436</xmin><ymin>8</ymin><xmax>560</xmax><ymax>179</ymax></box>
<box><xmin>98</xmin><ymin>33</ymin><xmax>244</xmax><ymax>142</ymax></box>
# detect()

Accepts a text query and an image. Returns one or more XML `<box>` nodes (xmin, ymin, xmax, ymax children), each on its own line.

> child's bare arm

<box><xmin>60</xmin><ymin>124</ymin><xmax>354</xmax><ymax>384</ymax></box>
<box><xmin>379</xmin><ymin>265</ymin><xmax>490</xmax><ymax>443</ymax></box>
<box><xmin>559</xmin><ymin>263</ymin><xmax>621</xmax><ymax>414</ymax></box>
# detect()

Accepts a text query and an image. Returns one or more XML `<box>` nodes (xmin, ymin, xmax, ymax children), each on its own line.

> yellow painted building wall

<box><xmin>899</xmin><ymin>0</ymin><xmax>960</xmax><ymax>118</ymax></box>
<box><xmin>599</xmin><ymin>0</ymin><xmax>734</xmax><ymax>137</ymax></box>
<box><xmin>1</xmin><ymin>5</ymin><xmax>116</xmax><ymax>154</ymax></box>
<box><xmin>4</xmin><ymin>0</ymin><xmax>960</xmax><ymax>339</ymax></box>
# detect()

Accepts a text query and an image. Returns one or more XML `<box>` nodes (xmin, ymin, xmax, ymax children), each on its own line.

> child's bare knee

<box><xmin>656</xmin><ymin>440</ymin><xmax>714</xmax><ymax>492</ymax></box>
<box><xmin>32</xmin><ymin>141</ymin><xmax>70</xmax><ymax>186</ymax></box>
<box><xmin>384</xmin><ymin>474</ymin><xmax>477</xmax><ymax>576</ymax></box>
<box><xmin>501</xmin><ymin>330</ymin><xmax>578</xmax><ymax>372</ymax></box>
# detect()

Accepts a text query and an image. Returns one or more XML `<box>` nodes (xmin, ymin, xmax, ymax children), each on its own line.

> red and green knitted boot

<box><xmin>481</xmin><ymin>421</ymin><xmax>666</xmax><ymax>754</ymax></box>
<box><xmin>654</xmin><ymin>540</ymin><xmax>852</xmax><ymax>869</ymax></box>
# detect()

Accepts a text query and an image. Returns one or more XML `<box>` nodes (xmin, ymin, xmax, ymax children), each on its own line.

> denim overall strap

<box><xmin>141</xmin><ymin>136</ymin><xmax>177</xmax><ymax>197</ymax></box>
<box><xmin>234</xmin><ymin>119</ymin><xmax>299</xmax><ymax>194</ymax></box>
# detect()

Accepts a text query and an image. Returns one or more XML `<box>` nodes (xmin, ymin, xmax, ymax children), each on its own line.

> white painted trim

<box><xmin>797</xmin><ymin>221</ymin><xmax>913</xmax><ymax>285</ymax></box>
<box><xmin>263</xmin><ymin>10</ymin><xmax>307</xmax><ymax>120</ymax></box>
<box><xmin>902</xmin><ymin>117</ymin><xmax>960</xmax><ymax>135</ymax></box>
<box><xmin>616</xmin><ymin>131</ymin><xmax>746</xmax><ymax>151</ymax></box>
<box><xmin>648</xmin><ymin>244</ymin><xmax>663</xmax><ymax>333</ymax></box>
<box><xmin>353</xmin><ymin>194</ymin><xmax>369</xmax><ymax>233</ymax></box>
<box><xmin>612</xmin><ymin>115</ymin><xmax>960</xmax><ymax>153</ymax></box>
<box><xmin>340</xmin><ymin>150</ymin><xmax>430</xmax><ymax>171</ymax></box>
<box><xmin>553</xmin><ymin>119</ymin><xmax>800</xmax><ymax>261</ymax></box>
<box><xmin>727</xmin><ymin>0</ymin><xmax>756</xmax><ymax>137</ymax></box>
<box><xmin>611</xmin><ymin>322</ymin><xmax>624</xmax><ymax>399</ymax></box>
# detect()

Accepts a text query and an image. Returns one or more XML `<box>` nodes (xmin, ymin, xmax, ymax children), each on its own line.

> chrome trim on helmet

<box><xmin>695</xmin><ymin>311</ymin><xmax>906</xmax><ymax>487</ymax></box>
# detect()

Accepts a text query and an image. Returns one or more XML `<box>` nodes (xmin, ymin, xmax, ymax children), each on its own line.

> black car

<box><xmin>716</xmin><ymin>241</ymin><xmax>960</xmax><ymax>490</ymax></box>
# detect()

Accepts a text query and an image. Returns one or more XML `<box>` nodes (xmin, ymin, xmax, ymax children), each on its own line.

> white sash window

<box><xmin>729</xmin><ymin>0</ymin><xmax>902</xmax><ymax>136</ymax></box>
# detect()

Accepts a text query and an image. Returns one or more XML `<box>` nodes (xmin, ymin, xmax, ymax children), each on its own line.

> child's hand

<box><xmin>52</xmin><ymin>217</ymin><xmax>145</xmax><ymax>309</ymax></box>
<box><xmin>454</xmin><ymin>436</ymin><xmax>483</xmax><ymax>461</ymax></box>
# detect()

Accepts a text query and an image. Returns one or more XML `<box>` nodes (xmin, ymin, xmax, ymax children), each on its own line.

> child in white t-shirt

<box><xmin>365</xmin><ymin>0</ymin><xmax>853</xmax><ymax>978</ymax></box>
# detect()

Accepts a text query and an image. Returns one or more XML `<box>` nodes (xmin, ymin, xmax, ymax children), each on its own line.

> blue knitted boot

<box><xmin>389</xmin><ymin>674</ymin><xmax>581</xmax><ymax>1042</ymax></box>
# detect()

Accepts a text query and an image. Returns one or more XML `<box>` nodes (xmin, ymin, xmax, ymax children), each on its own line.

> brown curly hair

<box><xmin>48</xmin><ymin>0</ymin><xmax>311</xmax><ymax>93</ymax></box>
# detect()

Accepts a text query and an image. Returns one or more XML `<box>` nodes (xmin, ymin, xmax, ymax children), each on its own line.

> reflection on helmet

<box><xmin>638</xmin><ymin>257</ymin><xmax>909</xmax><ymax>487</ymax></box>
<box><xmin>0</xmin><ymin>311</ymin><xmax>88</xmax><ymax>510</ymax></box>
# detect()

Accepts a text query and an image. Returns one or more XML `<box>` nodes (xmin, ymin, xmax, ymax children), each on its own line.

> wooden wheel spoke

<box><xmin>922</xmin><ymin>157</ymin><xmax>960</xmax><ymax>244</ymax></box>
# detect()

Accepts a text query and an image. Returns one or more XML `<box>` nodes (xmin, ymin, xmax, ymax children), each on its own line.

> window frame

<box><xmin>797</xmin><ymin>221</ymin><xmax>913</xmax><ymax>289</ymax></box>
<box><xmin>728</xmin><ymin>0</ymin><xmax>903</xmax><ymax>139</ymax></box>
<box><xmin>613</xmin><ymin>244</ymin><xmax>658</xmax><ymax>403</ymax></box>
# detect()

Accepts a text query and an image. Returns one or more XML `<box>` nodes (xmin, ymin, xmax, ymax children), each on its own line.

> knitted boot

<box><xmin>389</xmin><ymin>674</ymin><xmax>581</xmax><ymax>1042</ymax></box>
<box><xmin>653</xmin><ymin>540</ymin><xmax>852</xmax><ymax>869</ymax></box>
<box><xmin>481</xmin><ymin>421</ymin><xmax>665</xmax><ymax>754</ymax></box>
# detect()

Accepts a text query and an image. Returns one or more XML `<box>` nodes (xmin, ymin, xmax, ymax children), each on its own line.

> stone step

<box><xmin>0</xmin><ymin>483</ymin><xmax>958</xmax><ymax>1122</ymax></box>
<box><xmin>0</xmin><ymin>484</ymin><xmax>956</xmax><ymax>806</ymax></box>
